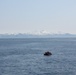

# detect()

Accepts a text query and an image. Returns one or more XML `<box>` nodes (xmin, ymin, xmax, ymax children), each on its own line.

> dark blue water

<box><xmin>0</xmin><ymin>38</ymin><xmax>76</xmax><ymax>75</ymax></box>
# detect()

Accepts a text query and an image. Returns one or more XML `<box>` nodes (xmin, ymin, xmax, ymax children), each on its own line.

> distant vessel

<box><xmin>44</xmin><ymin>51</ymin><xmax>52</xmax><ymax>56</ymax></box>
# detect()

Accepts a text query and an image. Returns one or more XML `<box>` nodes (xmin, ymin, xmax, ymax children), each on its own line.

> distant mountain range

<box><xmin>0</xmin><ymin>33</ymin><xmax>76</xmax><ymax>38</ymax></box>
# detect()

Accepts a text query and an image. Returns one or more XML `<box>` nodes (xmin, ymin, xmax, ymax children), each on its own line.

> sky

<box><xmin>0</xmin><ymin>0</ymin><xmax>76</xmax><ymax>34</ymax></box>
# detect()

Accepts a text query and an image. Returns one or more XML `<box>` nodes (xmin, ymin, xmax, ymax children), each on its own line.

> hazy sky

<box><xmin>0</xmin><ymin>0</ymin><xmax>76</xmax><ymax>34</ymax></box>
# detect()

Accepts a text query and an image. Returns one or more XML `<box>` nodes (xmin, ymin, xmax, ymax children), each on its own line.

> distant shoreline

<box><xmin>0</xmin><ymin>33</ymin><xmax>76</xmax><ymax>38</ymax></box>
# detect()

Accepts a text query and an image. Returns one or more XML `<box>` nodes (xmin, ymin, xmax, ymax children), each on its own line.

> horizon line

<box><xmin>0</xmin><ymin>33</ymin><xmax>76</xmax><ymax>35</ymax></box>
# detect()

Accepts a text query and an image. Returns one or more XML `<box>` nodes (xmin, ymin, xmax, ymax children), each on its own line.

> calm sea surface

<box><xmin>0</xmin><ymin>38</ymin><xmax>76</xmax><ymax>75</ymax></box>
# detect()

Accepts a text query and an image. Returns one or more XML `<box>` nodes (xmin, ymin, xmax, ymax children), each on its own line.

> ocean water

<box><xmin>0</xmin><ymin>38</ymin><xmax>76</xmax><ymax>75</ymax></box>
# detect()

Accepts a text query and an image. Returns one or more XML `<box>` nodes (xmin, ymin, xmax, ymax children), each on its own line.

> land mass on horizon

<box><xmin>0</xmin><ymin>33</ymin><xmax>76</xmax><ymax>38</ymax></box>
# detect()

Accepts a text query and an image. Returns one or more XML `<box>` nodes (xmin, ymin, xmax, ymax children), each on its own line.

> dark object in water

<box><xmin>44</xmin><ymin>51</ymin><xmax>52</xmax><ymax>56</ymax></box>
